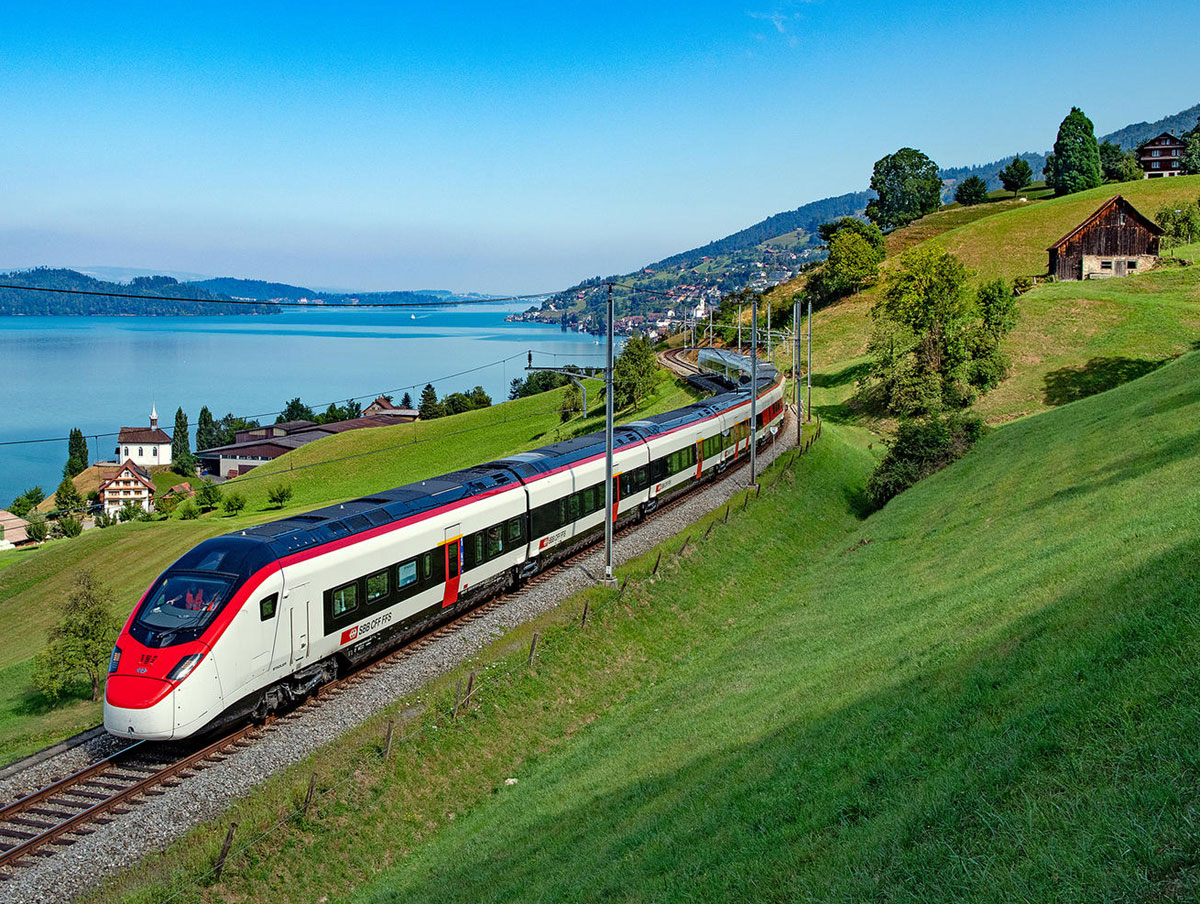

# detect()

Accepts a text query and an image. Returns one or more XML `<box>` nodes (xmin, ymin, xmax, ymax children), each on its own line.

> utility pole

<box><xmin>793</xmin><ymin>300</ymin><xmax>802</xmax><ymax>443</ymax></box>
<box><xmin>750</xmin><ymin>294</ymin><xmax>758</xmax><ymax>487</ymax></box>
<box><xmin>604</xmin><ymin>282</ymin><xmax>616</xmax><ymax>583</ymax></box>
<box><xmin>806</xmin><ymin>297</ymin><xmax>813</xmax><ymax>423</ymax></box>
<box><xmin>738</xmin><ymin>305</ymin><xmax>742</xmax><ymax>353</ymax></box>
<box><xmin>709</xmin><ymin>306</ymin><xmax>713</xmax><ymax>348</ymax></box>
<box><xmin>767</xmin><ymin>303</ymin><xmax>771</xmax><ymax>369</ymax></box>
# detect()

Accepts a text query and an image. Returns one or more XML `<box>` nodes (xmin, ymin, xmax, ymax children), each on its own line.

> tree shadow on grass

<box><xmin>811</xmin><ymin>360</ymin><xmax>872</xmax><ymax>390</ymax></box>
<box><xmin>1042</xmin><ymin>356</ymin><xmax>1170</xmax><ymax>407</ymax></box>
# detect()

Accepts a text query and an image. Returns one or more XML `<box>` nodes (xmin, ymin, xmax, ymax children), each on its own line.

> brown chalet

<box><xmin>1047</xmin><ymin>196</ymin><xmax>1163</xmax><ymax>281</ymax></box>
<box><xmin>1137</xmin><ymin>132</ymin><xmax>1186</xmax><ymax>178</ymax></box>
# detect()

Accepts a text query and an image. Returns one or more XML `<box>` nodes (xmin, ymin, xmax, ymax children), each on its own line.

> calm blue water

<box><xmin>0</xmin><ymin>305</ymin><xmax>611</xmax><ymax>508</ymax></box>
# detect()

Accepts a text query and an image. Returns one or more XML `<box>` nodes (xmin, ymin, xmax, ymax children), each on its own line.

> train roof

<box><xmin>230</xmin><ymin>464</ymin><xmax>520</xmax><ymax>559</ymax></box>
<box><xmin>489</xmin><ymin>426</ymin><xmax>645</xmax><ymax>478</ymax></box>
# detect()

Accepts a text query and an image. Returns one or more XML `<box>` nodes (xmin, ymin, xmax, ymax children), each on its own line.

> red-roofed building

<box><xmin>363</xmin><ymin>396</ymin><xmax>419</xmax><ymax>421</ymax></box>
<box><xmin>1046</xmin><ymin>195</ymin><xmax>1163</xmax><ymax>281</ymax></box>
<box><xmin>115</xmin><ymin>404</ymin><xmax>172</xmax><ymax>467</ymax></box>
<box><xmin>98</xmin><ymin>460</ymin><xmax>156</xmax><ymax>516</ymax></box>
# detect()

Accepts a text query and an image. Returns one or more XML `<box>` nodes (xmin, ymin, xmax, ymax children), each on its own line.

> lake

<box><xmin>0</xmin><ymin>305</ymin><xmax>611</xmax><ymax>508</ymax></box>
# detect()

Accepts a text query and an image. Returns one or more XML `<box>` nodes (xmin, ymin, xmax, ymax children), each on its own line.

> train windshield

<box><xmin>130</xmin><ymin>572</ymin><xmax>236</xmax><ymax>648</ymax></box>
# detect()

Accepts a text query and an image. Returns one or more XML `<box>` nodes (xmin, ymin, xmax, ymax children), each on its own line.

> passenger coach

<box><xmin>105</xmin><ymin>372</ymin><xmax>785</xmax><ymax>740</ymax></box>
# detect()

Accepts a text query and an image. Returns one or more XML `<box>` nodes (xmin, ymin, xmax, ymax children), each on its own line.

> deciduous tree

<box><xmin>1099</xmin><ymin>140</ymin><xmax>1143</xmax><ymax>182</ymax></box>
<box><xmin>196</xmin><ymin>479</ymin><xmax>222</xmax><ymax>512</ymax></box>
<box><xmin>33</xmin><ymin>570</ymin><xmax>121</xmax><ymax>702</ymax></box>
<box><xmin>266</xmin><ymin>484</ymin><xmax>294</xmax><ymax>509</ymax></box>
<box><xmin>865</xmin><ymin>148</ymin><xmax>943</xmax><ymax>230</ymax></box>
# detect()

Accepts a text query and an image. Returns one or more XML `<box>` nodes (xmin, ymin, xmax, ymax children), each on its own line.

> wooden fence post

<box><xmin>652</xmin><ymin>551</ymin><xmax>662</xmax><ymax>575</ymax></box>
<box><xmin>214</xmin><ymin>822</ymin><xmax>237</xmax><ymax>882</ymax></box>
<box><xmin>453</xmin><ymin>677</ymin><xmax>463</xmax><ymax>719</ymax></box>
<box><xmin>617</xmin><ymin>575</ymin><xmax>629</xmax><ymax>600</ymax></box>
<box><xmin>464</xmin><ymin>671</ymin><xmax>476</xmax><ymax>710</ymax></box>
<box><xmin>302</xmin><ymin>773</ymin><xmax>317</xmax><ymax>819</ymax></box>
<box><xmin>384</xmin><ymin>720</ymin><xmax>395</xmax><ymax>759</ymax></box>
<box><xmin>581</xmin><ymin>599</ymin><xmax>590</xmax><ymax>628</ymax></box>
<box><xmin>527</xmin><ymin>632</ymin><xmax>539</xmax><ymax>665</ymax></box>
<box><xmin>724</xmin><ymin>504</ymin><xmax>730</xmax><ymax>523</ymax></box>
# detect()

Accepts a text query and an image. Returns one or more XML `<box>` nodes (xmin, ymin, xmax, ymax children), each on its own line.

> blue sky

<box><xmin>1</xmin><ymin>1</ymin><xmax>1197</xmax><ymax>293</ymax></box>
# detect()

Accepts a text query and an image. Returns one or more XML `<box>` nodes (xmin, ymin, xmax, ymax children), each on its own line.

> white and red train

<box><xmin>104</xmin><ymin>374</ymin><xmax>785</xmax><ymax>740</ymax></box>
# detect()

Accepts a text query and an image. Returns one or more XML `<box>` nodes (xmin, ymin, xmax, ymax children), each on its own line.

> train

<box><xmin>103</xmin><ymin>371</ymin><xmax>785</xmax><ymax>741</ymax></box>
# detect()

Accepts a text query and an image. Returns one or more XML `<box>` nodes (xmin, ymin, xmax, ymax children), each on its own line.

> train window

<box><xmin>420</xmin><ymin>552</ymin><xmax>433</xmax><ymax>582</ymax></box>
<box><xmin>259</xmin><ymin>593</ymin><xmax>278</xmax><ymax>621</ymax></box>
<box><xmin>567</xmin><ymin>493</ymin><xmax>580</xmax><ymax>521</ymax></box>
<box><xmin>487</xmin><ymin>525</ymin><xmax>503</xmax><ymax>557</ymax></box>
<box><xmin>331</xmin><ymin>583</ymin><xmax>358</xmax><ymax>618</ymax></box>
<box><xmin>650</xmin><ymin>457</ymin><xmax>668</xmax><ymax>483</ymax></box>
<box><xmin>397</xmin><ymin>560</ymin><xmax>418</xmax><ymax>590</ymax></box>
<box><xmin>472</xmin><ymin>533</ymin><xmax>485</xmax><ymax>566</ymax></box>
<box><xmin>366</xmin><ymin>570</ymin><xmax>389</xmax><ymax>604</ymax></box>
<box><xmin>507</xmin><ymin>516</ymin><xmax>523</xmax><ymax>543</ymax></box>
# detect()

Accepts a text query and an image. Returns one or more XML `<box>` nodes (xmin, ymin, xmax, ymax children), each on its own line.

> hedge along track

<box><xmin>0</xmin><ymin>405</ymin><xmax>795</xmax><ymax>875</ymax></box>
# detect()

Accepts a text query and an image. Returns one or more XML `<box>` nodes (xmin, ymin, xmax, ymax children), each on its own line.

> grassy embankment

<box><xmin>770</xmin><ymin>175</ymin><xmax>1200</xmax><ymax>430</ymax></box>
<box><xmin>90</xmin><ymin>345</ymin><xmax>1200</xmax><ymax>904</ymax></box>
<box><xmin>0</xmin><ymin>373</ymin><xmax>696</xmax><ymax>765</ymax></box>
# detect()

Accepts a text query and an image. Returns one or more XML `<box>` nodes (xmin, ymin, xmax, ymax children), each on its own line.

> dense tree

<box><xmin>195</xmin><ymin>406</ymin><xmax>218</xmax><ymax>451</ymax></box>
<box><xmin>865</xmin><ymin>148</ymin><xmax>943</xmax><ymax>230</ymax></box>
<box><xmin>418</xmin><ymin>384</ymin><xmax>442</xmax><ymax>420</ymax></box>
<box><xmin>118</xmin><ymin>500</ymin><xmax>150</xmax><ymax>522</ymax></box>
<box><xmin>954</xmin><ymin>176</ymin><xmax>989</xmax><ymax>206</ymax></box>
<box><xmin>1099</xmin><ymin>140</ymin><xmax>1143</xmax><ymax>183</ymax></box>
<box><xmin>9</xmin><ymin>486</ymin><xmax>45</xmax><ymax>518</ymax></box>
<box><xmin>171</xmin><ymin>407</ymin><xmax>195</xmax><ymax>476</ymax></box>
<box><xmin>613</xmin><ymin>336</ymin><xmax>659</xmax><ymax>409</ymax></box>
<box><xmin>56</xmin><ymin>516</ymin><xmax>83</xmax><ymax>538</ymax></box>
<box><xmin>999</xmin><ymin>156</ymin><xmax>1033</xmax><ymax>198</ymax></box>
<box><xmin>816</xmin><ymin>217</ymin><xmax>885</xmax><ymax>255</ymax></box>
<box><xmin>865</xmin><ymin>248</ymin><xmax>1018</xmax><ymax>415</ymax></box>
<box><xmin>25</xmin><ymin>512</ymin><xmax>48</xmax><ymax>543</ymax></box>
<box><xmin>824</xmin><ymin>231</ymin><xmax>883</xmax><ymax>296</ymax></box>
<box><xmin>1049</xmin><ymin>107</ymin><xmax>1102</xmax><ymax>196</ymax></box>
<box><xmin>400</xmin><ymin>391</ymin><xmax>414</xmax><ymax>409</ymax></box>
<box><xmin>1181</xmin><ymin>127</ymin><xmax>1200</xmax><ymax>175</ymax></box>
<box><xmin>509</xmin><ymin>371</ymin><xmax>571</xmax><ymax>400</ymax></box>
<box><xmin>560</xmin><ymin>380</ymin><xmax>582</xmax><ymax>422</ymax></box>
<box><xmin>866</xmin><ymin>413</ymin><xmax>984</xmax><ymax>509</ymax></box>
<box><xmin>66</xmin><ymin>429</ymin><xmax>88</xmax><ymax>477</ymax></box>
<box><xmin>1156</xmin><ymin>202</ymin><xmax>1200</xmax><ymax>251</ymax></box>
<box><xmin>196</xmin><ymin>479</ymin><xmax>222</xmax><ymax>512</ymax></box>
<box><xmin>33</xmin><ymin>570</ymin><xmax>121</xmax><ymax>702</ymax></box>
<box><xmin>54</xmin><ymin>475</ymin><xmax>83</xmax><ymax>515</ymax></box>
<box><xmin>277</xmin><ymin>397</ymin><xmax>316</xmax><ymax>423</ymax></box>
<box><xmin>1042</xmin><ymin>154</ymin><xmax>1057</xmax><ymax>188</ymax></box>
<box><xmin>213</xmin><ymin>413</ymin><xmax>260</xmax><ymax>446</ymax></box>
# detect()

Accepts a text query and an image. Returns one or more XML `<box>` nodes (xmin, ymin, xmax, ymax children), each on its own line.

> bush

<box><xmin>118</xmin><ymin>501</ymin><xmax>149</xmax><ymax>523</ymax></box>
<box><xmin>178</xmin><ymin>501</ymin><xmax>199</xmax><ymax>520</ymax></box>
<box><xmin>94</xmin><ymin>510</ymin><xmax>116</xmax><ymax>529</ymax></box>
<box><xmin>57</xmin><ymin>516</ymin><xmax>83</xmax><ymax>538</ymax></box>
<box><xmin>954</xmin><ymin>176</ymin><xmax>989</xmax><ymax>206</ymax></box>
<box><xmin>196</xmin><ymin>480</ymin><xmax>222</xmax><ymax>512</ymax></box>
<box><xmin>1012</xmin><ymin>276</ymin><xmax>1035</xmax><ymax>296</ymax></box>
<box><xmin>867</xmin><ymin>413</ymin><xmax>984</xmax><ymax>510</ymax></box>
<box><xmin>222</xmin><ymin>492</ymin><xmax>247</xmax><ymax>516</ymax></box>
<box><xmin>266</xmin><ymin>484</ymin><xmax>294</xmax><ymax>509</ymax></box>
<box><xmin>25</xmin><ymin>513</ymin><xmax>48</xmax><ymax>543</ymax></box>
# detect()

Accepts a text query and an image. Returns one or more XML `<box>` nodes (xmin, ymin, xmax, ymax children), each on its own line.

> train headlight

<box><xmin>108</xmin><ymin>645</ymin><xmax>122</xmax><ymax>675</ymax></box>
<box><xmin>167</xmin><ymin>653</ymin><xmax>204</xmax><ymax>682</ymax></box>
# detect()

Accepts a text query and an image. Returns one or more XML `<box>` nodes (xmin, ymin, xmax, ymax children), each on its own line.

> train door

<box><xmin>290</xmin><ymin>596</ymin><xmax>309</xmax><ymax>665</ymax></box>
<box><xmin>695</xmin><ymin>438</ymin><xmax>704</xmax><ymax>479</ymax></box>
<box><xmin>246</xmin><ymin>573</ymin><xmax>285</xmax><ymax>685</ymax></box>
<box><xmin>612</xmin><ymin>474</ymin><xmax>621</xmax><ymax>522</ymax></box>
<box><xmin>443</xmin><ymin>525</ymin><xmax>462</xmax><ymax>608</ymax></box>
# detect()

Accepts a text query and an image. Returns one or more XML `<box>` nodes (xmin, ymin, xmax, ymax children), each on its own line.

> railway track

<box><xmin>0</xmin><ymin>406</ymin><xmax>792</xmax><ymax>877</ymax></box>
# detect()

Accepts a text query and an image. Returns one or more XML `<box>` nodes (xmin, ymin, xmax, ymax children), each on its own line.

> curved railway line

<box><xmin>0</xmin><ymin>406</ymin><xmax>796</xmax><ymax>879</ymax></box>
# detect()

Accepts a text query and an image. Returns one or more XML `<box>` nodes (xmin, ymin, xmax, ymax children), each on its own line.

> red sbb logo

<box><xmin>340</xmin><ymin>626</ymin><xmax>358</xmax><ymax>644</ymax></box>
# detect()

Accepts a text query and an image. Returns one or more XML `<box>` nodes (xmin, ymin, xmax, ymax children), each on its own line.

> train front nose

<box><xmin>104</xmin><ymin>675</ymin><xmax>176</xmax><ymax>740</ymax></box>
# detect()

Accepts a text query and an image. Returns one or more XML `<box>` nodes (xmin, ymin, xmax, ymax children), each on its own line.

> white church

<box><xmin>115</xmin><ymin>404</ymin><xmax>173</xmax><ymax>468</ymax></box>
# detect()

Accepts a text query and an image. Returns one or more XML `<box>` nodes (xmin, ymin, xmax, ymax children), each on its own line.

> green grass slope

<box><xmin>0</xmin><ymin>375</ymin><xmax>695</xmax><ymax>765</ymax></box>
<box><xmin>352</xmin><ymin>352</ymin><xmax>1200</xmax><ymax>902</ymax></box>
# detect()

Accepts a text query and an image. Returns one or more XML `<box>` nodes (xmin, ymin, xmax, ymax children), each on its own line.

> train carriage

<box><xmin>105</xmin><ymin>371</ymin><xmax>787</xmax><ymax>741</ymax></box>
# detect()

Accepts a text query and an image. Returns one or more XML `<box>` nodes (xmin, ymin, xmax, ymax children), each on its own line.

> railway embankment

<box><xmin>2</xmin><ymin>408</ymin><xmax>807</xmax><ymax>902</ymax></box>
<box><xmin>76</xmin><ymin>348</ymin><xmax>1200</xmax><ymax>903</ymax></box>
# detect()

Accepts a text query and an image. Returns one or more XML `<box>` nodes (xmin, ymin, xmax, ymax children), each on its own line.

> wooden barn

<box><xmin>1047</xmin><ymin>195</ymin><xmax>1163</xmax><ymax>281</ymax></box>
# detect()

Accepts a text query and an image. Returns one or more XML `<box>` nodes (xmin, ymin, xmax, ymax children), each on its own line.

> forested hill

<box><xmin>940</xmin><ymin>101</ymin><xmax>1200</xmax><ymax>192</ymax></box>
<box><xmin>648</xmin><ymin>190</ymin><xmax>874</xmax><ymax>270</ymax></box>
<box><xmin>0</xmin><ymin>269</ymin><xmax>278</xmax><ymax>316</ymax></box>
<box><xmin>190</xmin><ymin>277</ymin><xmax>448</xmax><ymax>307</ymax></box>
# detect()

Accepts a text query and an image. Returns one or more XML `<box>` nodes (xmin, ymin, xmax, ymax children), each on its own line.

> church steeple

<box><xmin>150</xmin><ymin>402</ymin><xmax>158</xmax><ymax>429</ymax></box>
